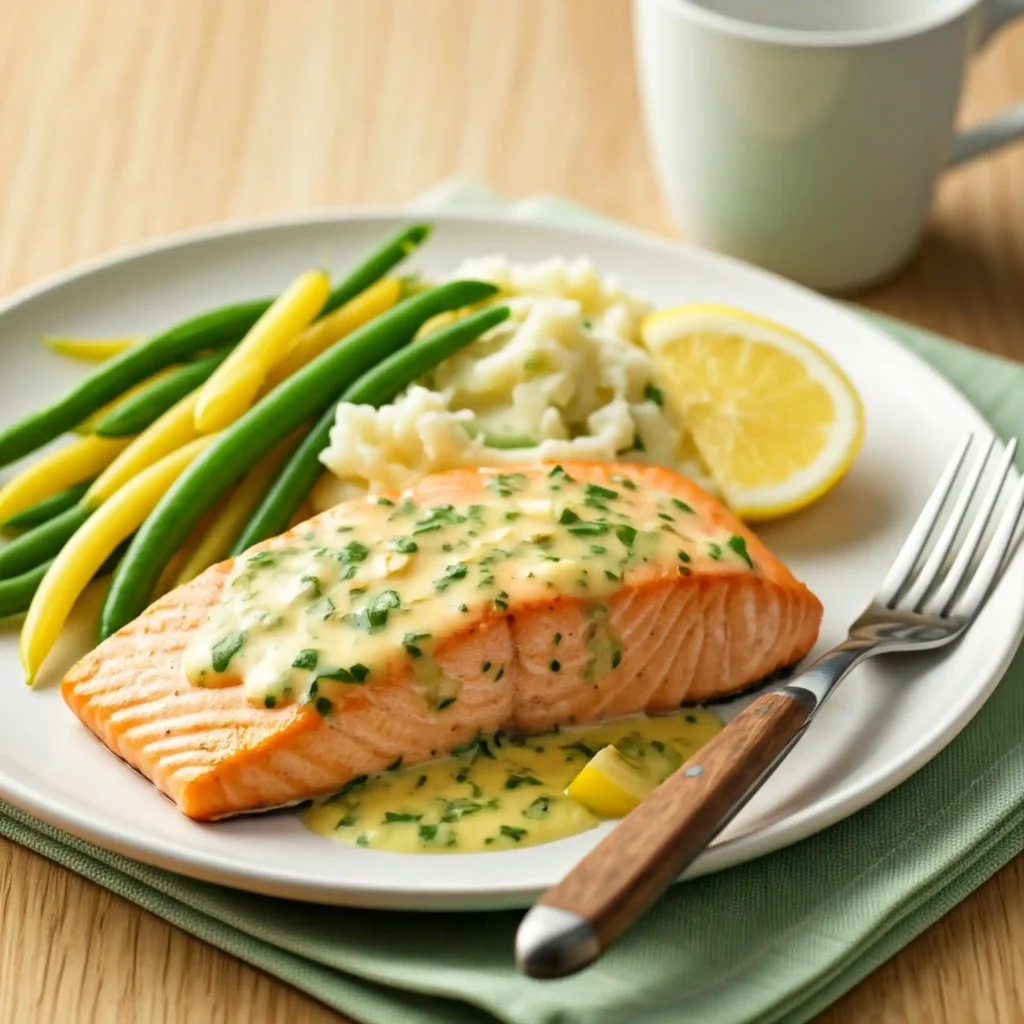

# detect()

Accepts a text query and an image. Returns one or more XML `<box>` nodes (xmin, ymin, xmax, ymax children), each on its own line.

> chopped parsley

<box><xmin>561</xmin><ymin>741</ymin><xmax>597</xmax><ymax>759</ymax></box>
<box><xmin>292</xmin><ymin>648</ymin><xmax>319</xmax><ymax>671</ymax></box>
<box><xmin>505</xmin><ymin>773</ymin><xmax>543</xmax><ymax>790</ymax></box>
<box><xmin>584</xmin><ymin>482</ymin><xmax>619</xmax><ymax>502</ymax></box>
<box><xmin>567</xmin><ymin>522</ymin><xmax>608</xmax><ymax>537</ymax></box>
<box><xmin>211</xmin><ymin>631</ymin><xmax>245</xmax><ymax>673</ymax></box>
<box><xmin>727</xmin><ymin>534</ymin><xmax>754</xmax><ymax>569</ymax></box>
<box><xmin>337</xmin><ymin>540</ymin><xmax>371</xmax><ymax>565</ymax></box>
<box><xmin>333</xmin><ymin>774</ymin><xmax>368</xmax><ymax>798</ymax></box>
<box><xmin>344</xmin><ymin>589</ymin><xmax>402</xmax><ymax>631</ymax></box>
<box><xmin>315</xmin><ymin>666</ymin><xmax>366</xmax><ymax>684</ymax></box>
<box><xmin>246</xmin><ymin>550</ymin><xmax>278</xmax><ymax>568</ymax></box>
<box><xmin>435</xmin><ymin>563</ymin><xmax>468</xmax><ymax>591</ymax></box>
<box><xmin>487</xmin><ymin>473</ymin><xmax>527</xmax><ymax>498</ymax></box>
<box><xmin>522</xmin><ymin>796</ymin><xmax>552</xmax><ymax>819</ymax></box>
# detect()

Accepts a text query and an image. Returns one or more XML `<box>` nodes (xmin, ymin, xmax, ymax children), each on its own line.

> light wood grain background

<box><xmin>2</xmin><ymin>2</ymin><xmax>1023</xmax><ymax>1022</ymax></box>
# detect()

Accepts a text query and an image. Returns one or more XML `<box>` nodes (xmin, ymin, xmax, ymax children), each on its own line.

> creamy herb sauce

<box><xmin>183</xmin><ymin>465</ymin><xmax>757</xmax><ymax>711</ymax></box>
<box><xmin>302</xmin><ymin>710</ymin><xmax>722</xmax><ymax>853</ymax></box>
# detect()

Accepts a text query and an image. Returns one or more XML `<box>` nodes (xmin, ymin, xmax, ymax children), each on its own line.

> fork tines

<box><xmin>878</xmin><ymin>434</ymin><xmax>1024</xmax><ymax>620</ymax></box>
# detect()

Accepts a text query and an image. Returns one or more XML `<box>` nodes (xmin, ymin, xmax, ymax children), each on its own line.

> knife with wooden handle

<box><xmin>515</xmin><ymin>686</ymin><xmax>814</xmax><ymax>978</ymax></box>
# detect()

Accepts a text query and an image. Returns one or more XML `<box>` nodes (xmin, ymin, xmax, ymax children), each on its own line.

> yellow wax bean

<box><xmin>265</xmin><ymin>277</ymin><xmax>401</xmax><ymax>388</ymax></box>
<box><xmin>0</xmin><ymin>435</ymin><xmax>131</xmax><ymax>521</ymax></box>
<box><xmin>194</xmin><ymin>270</ymin><xmax>330</xmax><ymax>433</ymax></box>
<box><xmin>21</xmin><ymin>435</ymin><xmax>216</xmax><ymax>684</ymax></box>
<box><xmin>174</xmin><ymin>430</ymin><xmax>305</xmax><ymax>584</ymax></box>
<box><xmin>86</xmin><ymin>393</ymin><xmax>201</xmax><ymax>505</ymax></box>
<box><xmin>42</xmin><ymin>335</ymin><xmax>140</xmax><ymax>362</ymax></box>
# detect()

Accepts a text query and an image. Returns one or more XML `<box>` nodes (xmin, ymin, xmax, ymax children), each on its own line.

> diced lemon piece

<box><xmin>565</xmin><ymin>745</ymin><xmax>655</xmax><ymax>819</ymax></box>
<box><xmin>642</xmin><ymin>303</ymin><xmax>864</xmax><ymax>520</ymax></box>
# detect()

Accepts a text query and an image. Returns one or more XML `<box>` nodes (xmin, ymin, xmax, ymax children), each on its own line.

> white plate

<box><xmin>0</xmin><ymin>212</ymin><xmax>1021</xmax><ymax>911</ymax></box>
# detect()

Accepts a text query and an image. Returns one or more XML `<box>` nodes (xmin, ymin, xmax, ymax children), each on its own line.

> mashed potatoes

<box><xmin>315</xmin><ymin>257</ymin><xmax>707</xmax><ymax>509</ymax></box>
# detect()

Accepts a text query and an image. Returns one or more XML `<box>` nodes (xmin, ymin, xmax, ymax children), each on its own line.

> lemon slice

<box><xmin>565</xmin><ymin>745</ymin><xmax>655</xmax><ymax>819</ymax></box>
<box><xmin>642</xmin><ymin>303</ymin><xmax>864</xmax><ymax>520</ymax></box>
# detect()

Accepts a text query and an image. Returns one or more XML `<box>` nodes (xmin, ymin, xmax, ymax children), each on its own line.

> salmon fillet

<box><xmin>62</xmin><ymin>462</ymin><xmax>822</xmax><ymax>820</ymax></box>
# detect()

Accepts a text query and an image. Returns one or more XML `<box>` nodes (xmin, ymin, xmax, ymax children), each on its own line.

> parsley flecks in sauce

<box><xmin>183</xmin><ymin>469</ymin><xmax>753</xmax><ymax>707</ymax></box>
<box><xmin>211</xmin><ymin>631</ymin><xmax>245</xmax><ymax>673</ymax></box>
<box><xmin>727</xmin><ymin>534</ymin><xmax>755</xmax><ymax>569</ymax></box>
<box><xmin>302</xmin><ymin>709</ymin><xmax>722</xmax><ymax>854</ymax></box>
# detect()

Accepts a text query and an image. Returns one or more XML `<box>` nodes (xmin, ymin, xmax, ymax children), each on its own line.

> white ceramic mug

<box><xmin>634</xmin><ymin>0</ymin><xmax>1024</xmax><ymax>291</ymax></box>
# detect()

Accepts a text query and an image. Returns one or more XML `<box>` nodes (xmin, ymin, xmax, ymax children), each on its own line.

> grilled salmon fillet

<box><xmin>63</xmin><ymin>462</ymin><xmax>822</xmax><ymax>820</ymax></box>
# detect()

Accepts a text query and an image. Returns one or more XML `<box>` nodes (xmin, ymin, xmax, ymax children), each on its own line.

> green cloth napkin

<box><xmin>4</xmin><ymin>180</ymin><xmax>1024</xmax><ymax>1024</ymax></box>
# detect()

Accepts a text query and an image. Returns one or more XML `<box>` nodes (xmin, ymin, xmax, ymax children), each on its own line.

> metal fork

<box><xmin>516</xmin><ymin>434</ymin><xmax>1024</xmax><ymax>980</ymax></box>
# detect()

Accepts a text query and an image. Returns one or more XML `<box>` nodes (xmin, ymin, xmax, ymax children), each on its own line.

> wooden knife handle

<box><xmin>516</xmin><ymin>688</ymin><xmax>812</xmax><ymax>978</ymax></box>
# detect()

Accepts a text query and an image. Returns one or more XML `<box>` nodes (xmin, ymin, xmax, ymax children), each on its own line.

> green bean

<box><xmin>230</xmin><ymin>304</ymin><xmax>510</xmax><ymax>555</ymax></box>
<box><xmin>0</xmin><ymin>505</ymin><xmax>92</xmax><ymax>580</ymax></box>
<box><xmin>100</xmin><ymin>279</ymin><xmax>497</xmax><ymax>636</ymax></box>
<box><xmin>0</xmin><ymin>539</ymin><xmax>128</xmax><ymax>619</ymax></box>
<box><xmin>322</xmin><ymin>224</ymin><xmax>431</xmax><ymax>315</ymax></box>
<box><xmin>0</xmin><ymin>302</ymin><xmax>271</xmax><ymax>468</ymax></box>
<box><xmin>0</xmin><ymin>225</ymin><xmax>431</xmax><ymax>467</ymax></box>
<box><xmin>343</xmin><ymin>306</ymin><xmax>509</xmax><ymax>407</ymax></box>
<box><xmin>2</xmin><ymin>480</ymin><xmax>93</xmax><ymax>532</ymax></box>
<box><xmin>0</xmin><ymin>562</ymin><xmax>53</xmax><ymax>618</ymax></box>
<box><xmin>92</xmin><ymin>350</ymin><xmax>231</xmax><ymax>437</ymax></box>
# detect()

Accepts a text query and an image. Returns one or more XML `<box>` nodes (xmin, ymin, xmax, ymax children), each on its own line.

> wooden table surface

<box><xmin>2</xmin><ymin>2</ymin><xmax>1024</xmax><ymax>1021</ymax></box>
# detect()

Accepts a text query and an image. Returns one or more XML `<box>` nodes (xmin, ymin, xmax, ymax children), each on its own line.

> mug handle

<box><xmin>949</xmin><ymin>0</ymin><xmax>1024</xmax><ymax>164</ymax></box>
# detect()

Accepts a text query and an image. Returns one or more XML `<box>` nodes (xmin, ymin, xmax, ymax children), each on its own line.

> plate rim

<box><xmin>0</xmin><ymin>207</ymin><xmax>1021</xmax><ymax>908</ymax></box>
